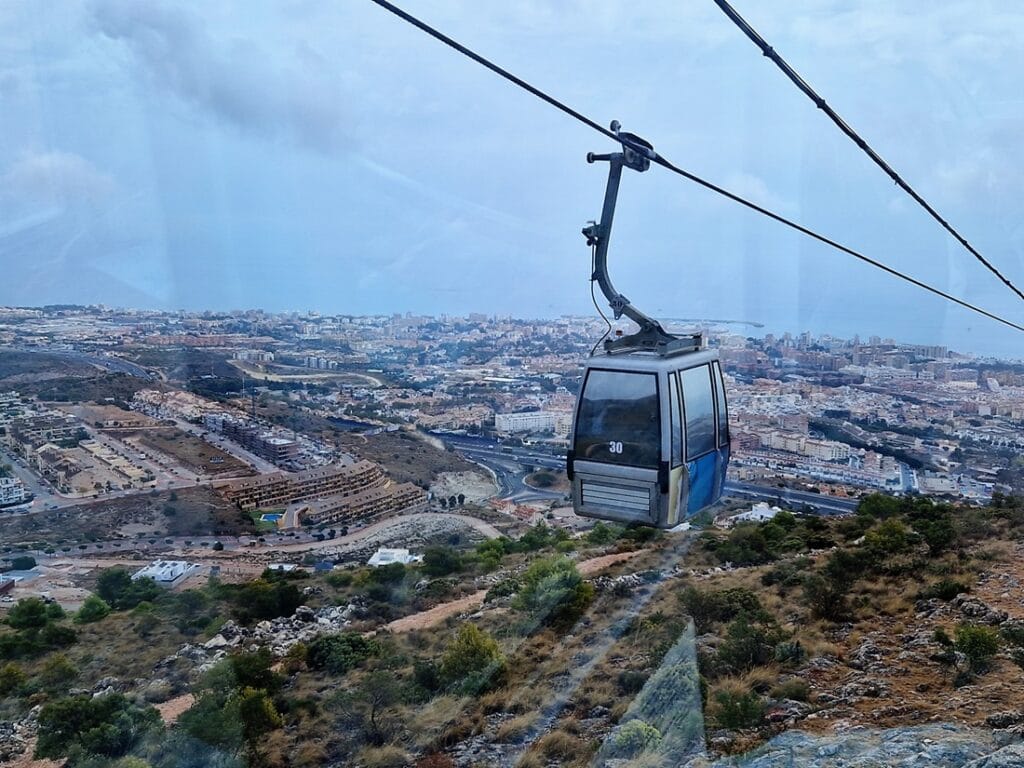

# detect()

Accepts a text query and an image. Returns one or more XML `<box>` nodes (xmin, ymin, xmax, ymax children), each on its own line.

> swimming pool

<box><xmin>260</xmin><ymin>513</ymin><xmax>282</xmax><ymax>522</ymax></box>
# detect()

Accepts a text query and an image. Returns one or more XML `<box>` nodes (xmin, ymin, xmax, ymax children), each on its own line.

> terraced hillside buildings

<box><xmin>214</xmin><ymin>460</ymin><xmax>427</xmax><ymax>526</ymax></box>
<box><xmin>288</xmin><ymin>481</ymin><xmax>427</xmax><ymax>526</ymax></box>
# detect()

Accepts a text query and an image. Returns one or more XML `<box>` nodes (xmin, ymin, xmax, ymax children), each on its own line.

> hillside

<box><xmin>4</xmin><ymin>496</ymin><xmax>1024</xmax><ymax>767</ymax></box>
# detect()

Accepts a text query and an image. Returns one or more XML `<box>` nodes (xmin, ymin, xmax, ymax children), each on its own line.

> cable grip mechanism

<box><xmin>583</xmin><ymin>122</ymin><xmax>702</xmax><ymax>357</ymax></box>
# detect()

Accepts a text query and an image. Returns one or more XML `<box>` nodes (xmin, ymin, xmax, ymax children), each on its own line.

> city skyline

<box><xmin>2</xmin><ymin>301</ymin><xmax>1021</xmax><ymax>364</ymax></box>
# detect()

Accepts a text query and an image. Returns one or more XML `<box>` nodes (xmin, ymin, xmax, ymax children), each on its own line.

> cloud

<box><xmin>91</xmin><ymin>0</ymin><xmax>347</xmax><ymax>152</ymax></box>
<box><xmin>1</xmin><ymin>150</ymin><xmax>115</xmax><ymax>204</ymax></box>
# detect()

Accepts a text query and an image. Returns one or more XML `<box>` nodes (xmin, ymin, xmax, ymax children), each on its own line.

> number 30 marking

<box><xmin>609</xmin><ymin>441</ymin><xmax>623</xmax><ymax>454</ymax></box>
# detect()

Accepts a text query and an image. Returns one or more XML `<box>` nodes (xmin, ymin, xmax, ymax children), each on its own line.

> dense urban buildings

<box><xmin>1</xmin><ymin>304</ymin><xmax>1023</xmax><ymax>507</ymax></box>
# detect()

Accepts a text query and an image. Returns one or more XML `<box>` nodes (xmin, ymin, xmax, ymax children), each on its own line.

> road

<box><xmin>32</xmin><ymin>512</ymin><xmax>504</xmax><ymax>565</ymax></box>
<box><xmin>437</xmin><ymin>435</ymin><xmax>858</xmax><ymax>514</ymax></box>
<box><xmin>449</xmin><ymin>447</ymin><xmax>566</xmax><ymax>504</ymax></box>
<box><xmin>724</xmin><ymin>480</ymin><xmax>858</xmax><ymax>515</ymax></box>
<box><xmin>0</xmin><ymin>442</ymin><xmax>50</xmax><ymax>504</ymax></box>
<box><xmin>434</xmin><ymin>434</ymin><xmax>568</xmax><ymax>502</ymax></box>
<box><xmin>3</xmin><ymin>345</ymin><xmax>156</xmax><ymax>379</ymax></box>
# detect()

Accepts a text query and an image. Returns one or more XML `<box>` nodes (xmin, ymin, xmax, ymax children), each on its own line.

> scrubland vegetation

<box><xmin>3</xmin><ymin>494</ymin><xmax>1024</xmax><ymax>766</ymax></box>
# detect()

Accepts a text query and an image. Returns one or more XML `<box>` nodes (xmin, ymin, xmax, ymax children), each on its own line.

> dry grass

<box><xmin>709</xmin><ymin>675</ymin><xmax>757</xmax><ymax>700</ymax></box>
<box><xmin>735</xmin><ymin>666</ymin><xmax>779</xmax><ymax>693</ymax></box>
<box><xmin>356</xmin><ymin>745</ymin><xmax>413</xmax><ymax>768</ymax></box>
<box><xmin>533</xmin><ymin>729</ymin><xmax>589</xmax><ymax>763</ymax></box>
<box><xmin>495</xmin><ymin>712</ymin><xmax>539</xmax><ymax>742</ymax></box>
<box><xmin>292</xmin><ymin>742</ymin><xmax>330</xmax><ymax>767</ymax></box>
<box><xmin>572</xmin><ymin>676</ymin><xmax>618</xmax><ymax>712</ymax></box>
<box><xmin>437</xmin><ymin>710</ymin><xmax>486</xmax><ymax>747</ymax></box>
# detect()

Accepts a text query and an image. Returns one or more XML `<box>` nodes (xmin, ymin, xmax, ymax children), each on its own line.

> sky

<box><xmin>1</xmin><ymin>1</ymin><xmax>1023</xmax><ymax>357</ymax></box>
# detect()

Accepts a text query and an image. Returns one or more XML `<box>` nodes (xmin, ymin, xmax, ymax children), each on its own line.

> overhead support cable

<box><xmin>367</xmin><ymin>0</ymin><xmax>1024</xmax><ymax>334</ymax></box>
<box><xmin>712</xmin><ymin>0</ymin><xmax>1024</xmax><ymax>304</ymax></box>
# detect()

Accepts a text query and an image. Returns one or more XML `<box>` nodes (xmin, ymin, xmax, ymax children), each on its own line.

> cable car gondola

<box><xmin>567</xmin><ymin>124</ymin><xmax>731</xmax><ymax>528</ymax></box>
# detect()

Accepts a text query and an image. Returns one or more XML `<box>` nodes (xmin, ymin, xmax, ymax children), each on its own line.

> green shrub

<box><xmin>326</xmin><ymin>571</ymin><xmax>353</xmax><ymax>589</ymax></box>
<box><xmin>933</xmin><ymin>627</ymin><xmax>954</xmax><ymax>647</ymax></box>
<box><xmin>802</xmin><ymin>548</ymin><xmax>864</xmax><ymax>621</ymax></box>
<box><xmin>484</xmin><ymin>577</ymin><xmax>520</xmax><ymax>603</ymax></box>
<box><xmin>612</xmin><ymin>719</ymin><xmax>662</xmax><ymax>757</ymax></box>
<box><xmin>1010</xmin><ymin>648</ymin><xmax>1024</xmax><ymax>671</ymax></box>
<box><xmin>681</xmin><ymin>586</ymin><xmax>762</xmax><ymax>632</ymax></box>
<box><xmin>413</xmin><ymin>659</ymin><xmax>442</xmax><ymax>695</ymax></box>
<box><xmin>913</xmin><ymin>516</ymin><xmax>957</xmax><ymax>556</ymax></box>
<box><xmin>774</xmin><ymin>640</ymin><xmax>806</xmax><ymax>665</ymax></box>
<box><xmin>505</xmin><ymin>523</ymin><xmax>568</xmax><ymax>554</ymax></box>
<box><xmin>220</xmin><ymin>578</ymin><xmax>305</xmax><ymax>624</ymax></box>
<box><xmin>586</xmin><ymin>522</ymin><xmax>621</xmax><ymax>546</ymax></box>
<box><xmin>955</xmin><ymin>624</ymin><xmax>999</xmax><ymax>673</ymax></box>
<box><xmin>422</xmin><ymin>547</ymin><xmax>462</xmax><ymax>577</ymax></box>
<box><xmin>707</xmin><ymin>523</ymin><xmax>781</xmax><ymax>566</ymax></box>
<box><xmin>711</xmin><ymin>689</ymin><xmax>764</xmax><ymax>729</ymax></box>
<box><xmin>769</xmin><ymin>678</ymin><xmax>809</xmax><ymax>702</ymax></box>
<box><xmin>236</xmin><ymin>687</ymin><xmax>282</xmax><ymax>746</ymax></box>
<box><xmin>761</xmin><ymin>558</ymin><xmax>812</xmax><ymax>589</ymax></box>
<box><xmin>35</xmin><ymin>693</ymin><xmax>161</xmax><ymax>762</ymax></box>
<box><xmin>39</xmin><ymin>654</ymin><xmax>78</xmax><ymax>689</ymax></box>
<box><xmin>856</xmin><ymin>493</ymin><xmax>901</xmax><ymax>519</ymax></box>
<box><xmin>5</xmin><ymin>598</ymin><xmax>49</xmax><ymax>630</ymax></box>
<box><xmin>96</xmin><ymin>569</ymin><xmax>160</xmax><ymax>610</ymax></box>
<box><xmin>306</xmin><ymin>633</ymin><xmax>380</xmax><ymax>675</ymax></box>
<box><xmin>1003</xmin><ymin>623</ymin><xmax>1024</xmax><ymax>647</ymax></box>
<box><xmin>512</xmin><ymin>556</ymin><xmax>593</xmax><ymax>629</ymax></box>
<box><xmin>864</xmin><ymin>519</ymin><xmax>912</xmax><ymax>557</ymax></box>
<box><xmin>716</xmin><ymin>615</ymin><xmax>784</xmax><ymax>674</ymax></box>
<box><xmin>617</xmin><ymin>670</ymin><xmax>648</xmax><ymax>694</ymax></box>
<box><xmin>440</xmin><ymin>623</ymin><xmax>504</xmax><ymax>694</ymax></box>
<box><xmin>621</xmin><ymin>524</ymin><xmax>663</xmax><ymax>544</ymax></box>
<box><xmin>75</xmin><ymin>596</ymin><xmax>111</xmax><ymax>624</ymax></box>
<box><xmin>0</xmin><ymin>662</ymin><xmax>26</xmax><ymax>695</ymax></box>
<box><xmin>920</xmin><ymin>578</ymin><xmax>969</xmax><ymax>601</ymax></box>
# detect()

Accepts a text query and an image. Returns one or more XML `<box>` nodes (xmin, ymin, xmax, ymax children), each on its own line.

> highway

<box><xmin>434</xmin><ymin>434</ymin><xmax>568</xmax><ymax>503</ymax></box>
<box><xmin>723</xmin><ymin>481</ymin><xmax>859</xmax><ymax>515</ymax></box>
<box><xmin>435</xmin><ymin>434</ymin><xmax>858</xmax><ymax>515</ymax></box>
<box><xmin>4</xmin><ymin>345</ymin><xmax>157</xmax><ymax>380</ymax></box>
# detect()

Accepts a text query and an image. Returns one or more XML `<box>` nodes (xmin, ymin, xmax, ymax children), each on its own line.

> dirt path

<box><xmin>383</xmin><ymin>589</ymin><xmax>491</xmax><ymax>633</ymax></box>
<box><xmin>5</xmin><ymin>740</ymin><xmax>59</xmax><ymax>768</ymax></box>
<box><xmin>155</xmin><ymin>693</ymin><xmax>196</xmax><ymax>725</ymax></box>
<box><xmin>576</xmin><ymin>549</ymin><xmax>644</xmax><ymax>576</ymax></box>
<box><xmin>381</xmin><ymin>549</ymin><xmax>646</xmax><ymax>633</ymax></box>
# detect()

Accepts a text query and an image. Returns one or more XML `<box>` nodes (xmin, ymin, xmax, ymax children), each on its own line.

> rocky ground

<box><xmin>693</xmin><ymin>724</ymin><xmax>1024</xmax><ymax>768</ymax></box>
<box><xmin>431</xmin><ymin>470</ymin><xmax>500</xmax><ymax>504</ymax></box>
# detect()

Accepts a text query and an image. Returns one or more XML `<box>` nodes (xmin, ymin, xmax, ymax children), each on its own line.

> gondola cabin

<box><xmin>567</xmin><ymin>349</ymin><xmax>730</xmax><ymax>528</ymax></box>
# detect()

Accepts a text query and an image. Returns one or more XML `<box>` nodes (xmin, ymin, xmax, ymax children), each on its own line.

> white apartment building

<box><xmin>495</xmin><ymin>410</ymin><xmax>571</xmax><ymax>434</ymax></box>
<box><xmin>0</xmin><ymin>476</ymin><xmax>29</xmax><ymax>507</ymax></box>
<box><xmin>763</xmin><ymin>431</ymin><xmax>850</xmax><ymax>462</ymax></box>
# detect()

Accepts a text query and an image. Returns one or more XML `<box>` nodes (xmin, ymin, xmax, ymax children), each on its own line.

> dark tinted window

<box><xmin>574</xmin><ymin>370</ymin><xmax>660</xmax><ymax>468</ymax></box>
<box><xmin>669</xmin><ymin>372</ymin><xmax>682</xmax><ymax>466</ymax></box>
<box><xmin>681</xmin><ymin>365</ymin><xmax>715</xmax><ymax>459</ymax></box>
<box><xmin>714</xmin><ymin>361</ymin><xmax>729</xmax><ymax>446</ymax></box>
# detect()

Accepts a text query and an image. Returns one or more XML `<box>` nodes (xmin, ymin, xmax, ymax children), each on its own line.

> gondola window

<box><xmin>574</xmin><ymin>370</ymin><xmax>660</xmax><ymax>468</ymax></box>
<box><xmin>681</xmin><ymin>365</ymin><xmax>716</xmax><ymax>459</ymax></box>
